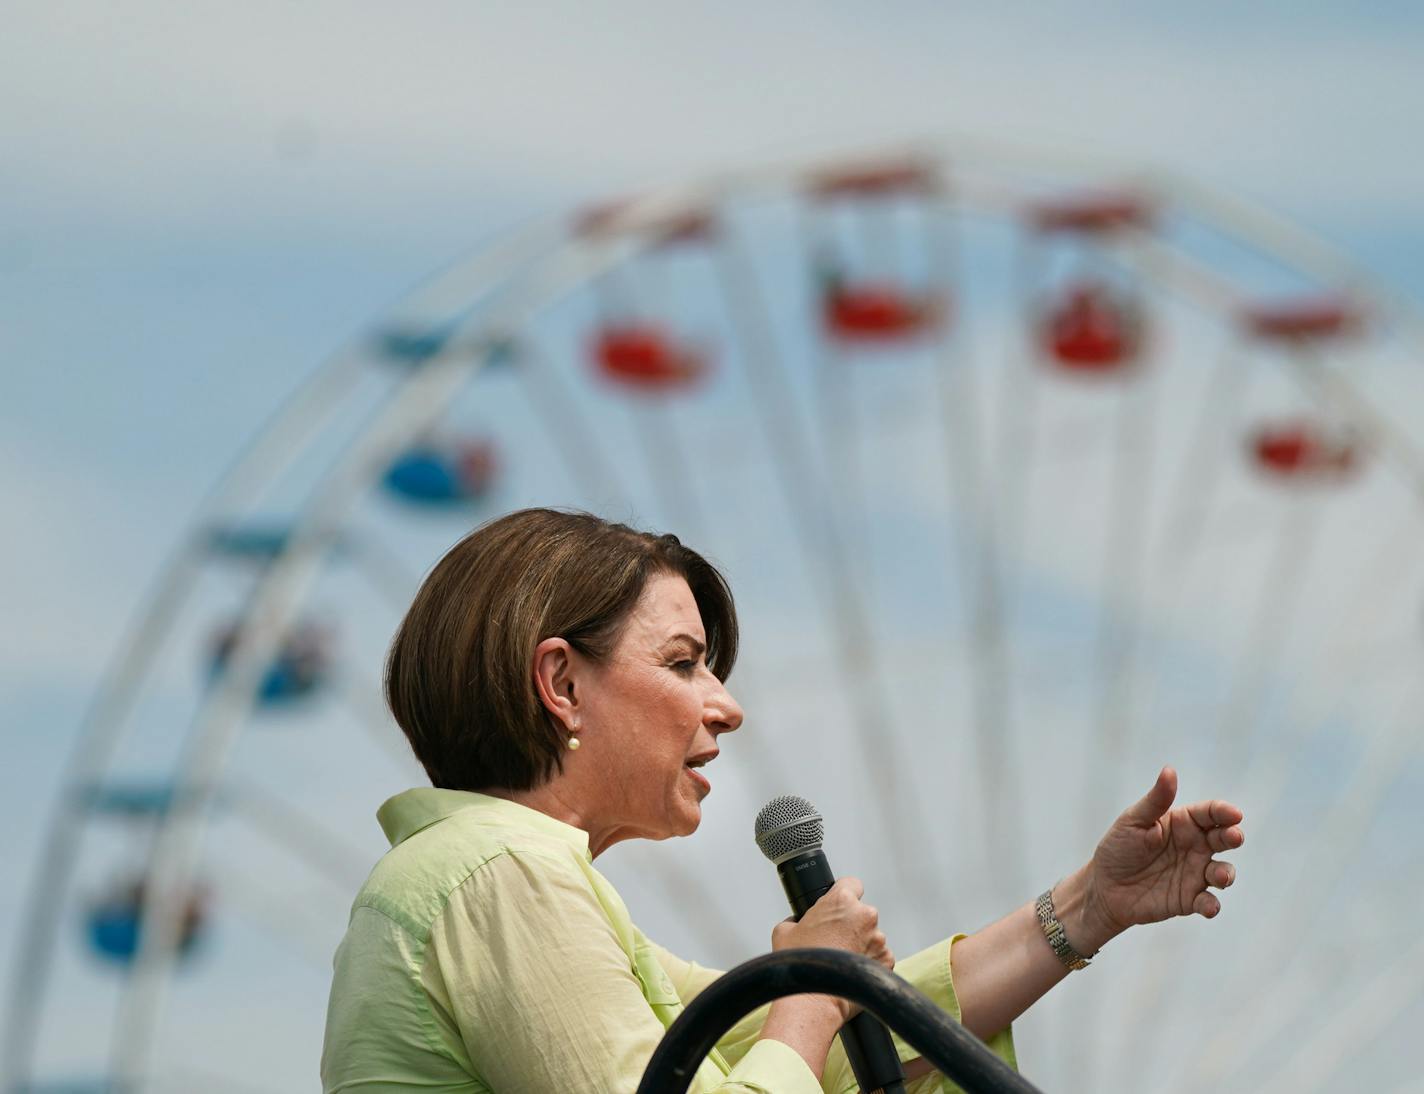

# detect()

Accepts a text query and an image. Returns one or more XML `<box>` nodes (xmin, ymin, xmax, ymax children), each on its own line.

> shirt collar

<box><xmin>376</xmin><ymin>787</ymin><xmax>592</xmax><ymax>858</ymax></box>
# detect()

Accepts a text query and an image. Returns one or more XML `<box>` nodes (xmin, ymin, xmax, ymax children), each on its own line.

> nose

<box><xmin>704</xmin><ymin>676</ymin><xmax>744</xmax><ymax>735</ymax></box>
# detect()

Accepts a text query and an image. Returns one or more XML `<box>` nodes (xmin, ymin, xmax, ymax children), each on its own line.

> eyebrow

<box><xmin>663</xmin><ymin>633</ymin><xmax>706</xmax><ymax>656</ymax></box>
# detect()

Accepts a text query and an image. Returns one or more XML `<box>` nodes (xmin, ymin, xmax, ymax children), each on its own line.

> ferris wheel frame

<box><xmin>7</xmin><ymin>134</ymin><xmax>1424</xmax><ymax>1094</ymax></box>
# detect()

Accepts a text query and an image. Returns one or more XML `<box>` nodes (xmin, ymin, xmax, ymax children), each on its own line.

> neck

<box><xmin>483</xmin><ymin>778</ymin><xmax>630</xmax><ymax>858</ymax></box>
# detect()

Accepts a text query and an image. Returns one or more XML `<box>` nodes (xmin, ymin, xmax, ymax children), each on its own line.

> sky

<box><xmin>4</xmin><ymin>3</ymin><xmax>1424</xmax><ymax>1092</ymax></box>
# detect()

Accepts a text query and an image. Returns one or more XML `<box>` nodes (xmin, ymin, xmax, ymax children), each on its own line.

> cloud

<box><xmin>2</xmin><ymin>2</ymin><xmax>1422</xmax><ymax>235</ymax></box>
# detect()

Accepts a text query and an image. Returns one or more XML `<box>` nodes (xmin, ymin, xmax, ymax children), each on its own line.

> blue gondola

<box><xmin>79</xmin><ymin>781</ymin><xmax>179</xmax><ymax>818</ymax></box>
<box><xmin>86</xmin><ymin>883</ymin><xmax>206</xmax><ymax>966</ymax></box>
<box><xmin>373</xmin><ymin>323</ymin><xmax>455</xmax><ymax>366</ymax></box>
<box><xmin>383</xmin><ymin>440</ymin><xmax>498</xmax><ymax>507</ymax></box>
<box><xmin>207</xmin><ymin>622</ymin><xmax>331</xmax><ymax>706</ymax></box>
<box><xmin>205</xmin><ymin>520</ymin><xmax>348</xmax><ymax>564</ymax></box>
<box><xmin>374</xmin><ymin>323</ymin><xmax>518</xmax><ymax>370</ymax></box>
<box><xmin>205</xmin><ymin>522</ymin><xmax>292</xmax><ymax>561</ymax></box>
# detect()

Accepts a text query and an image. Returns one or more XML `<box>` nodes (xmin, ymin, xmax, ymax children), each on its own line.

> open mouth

<box><xmin>683</xmin><ymin>754</ymin><xmax>715</xmax><ymax>792</ymax></box>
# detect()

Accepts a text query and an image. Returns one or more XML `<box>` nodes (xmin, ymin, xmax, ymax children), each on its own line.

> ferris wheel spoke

<box><xmin>799</xmin><ymin>201</ymin><xmax>861</xmax><ymax>574</ymax></box>
<box><xmin>823</xmin><ymin>347</ymin><xmax>865</xmax><ymax>582</ymax></box>
<box><xmin>1207</xmin><ymin>496</ymin><xmax>1321</xmax><ymax>779</ymax></box>
<box><xmin>1112</xmin><ymin>373</ymin><xmax>1266</xmax><ymax>1077</ymax></box>
<box><xmin>1139</xmin><ymin>507</ymin><xmax>1361</xmax><ymax>1088</ymax></box>
<box><xmin>638</xmin><ymin>851</ymin><xmax>750</xmax><ymax>966</ymax></box>
<box><xmin>628</xmin><ymin>397</ymin><xmax>705</xmax><ymax>537</ymax></box>
<box><xmin>1087</xmin><ymin>234</ymin><xmax>1164</xmax><ymax>766</ymax></box>
<box><xmin>223</xmin><ymin>778</ymin><xmax>373</xmax><ymax>891</ymax></box>
<box><xmin>593</xmin><ymin>259</ymin><xmax>639</xmax><ymax>325</ymax></box>
<box><xmin>713</xmin><ymin>233</ymin><xmax>943</xmax><ymax>909</ymax></box>
<box><xmin>992</xmin><ymin>233</ymin><xmax>1045</xmax><ymax>619</ymax></box>
<box><xmin>1204</xmin><ymin>338</ymin><xmax>1402</xmax><ymax>784</ymax></box>
<box><xmin>1125</xmin><ymin>342</ymin><xmax>1252</xmax><ymax>766</ymax></box>
<box><xmin>1127</xmin><ymin>507</ymin><xmax>1372</xmax><ymax>1088</ymax></box>
<box><xmin>1175</xmin><ymin>672</ymin><xmax>1424</xmax><ymax>1091</ymax></box>
<box><xmin>215</xmin><ymin>860</ymin><xmax>350</xmax><ymax>972</ymax></box>
<box><xmin>1314</xmin><ymin>505</ymin><xmax>1424</xmax><ymax>672</ymax></box>
<box><xmin>1187</xmin><ymin>843</ymin><xmax>1424</xmax><ymax>1094</ymax></box>
<box><xmin>1246</xmin><ymin>505</ymin><xmax>1424</xmax><ymax>827</ymax></box>
<box><xmin>329</xmin><ymin>673</ymin><xmax>426</xmax><ymax>776</ymax></box>
<box><xmin>1158</xmin><ymin>341</ymin><xmax>1250</xmax><ymax>574</ymax></box>
<box><xmin>1084</xmin><ymin>314</ymin><xmax>1161</xmax><ymax>787</ymax></box>
<box><xmin>925</xmin><ymin>198</ymin><xmax>1025</xmax><ymax>898</ymax></box>
<box><xmin>857</xmin><ymin>193</ymin><xmax>898</xmax><ymax>279</ymax></box>
<box><xmin>1202</xmin><ymin>914</ymin><xmax>1424</xmax><ymax>1094</ymax></box>
<box><xmin>1293</xmin><ymin>348</ymin><xmax>1424</xmax><ymax>503</ymax></box>
<box><xmin>514</xmin><ymin>338</ymin><xmax>629</xmax><ymax>509</ymax></box>
<box><xmin>1074</xmin><ymin>275</ymin><xmax>1164</xmax><ymax>1094</ymax></box>
<box><xmin>345</xmin><ymin>530</ymin><xmax>423</xmax><ymax>610</ymax></box>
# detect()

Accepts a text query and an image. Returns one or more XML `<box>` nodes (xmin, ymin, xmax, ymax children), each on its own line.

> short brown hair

<box><xmin>385</xmin><ymin>508</ymin><xmax>739</xmax><ymax>792</ymax></box>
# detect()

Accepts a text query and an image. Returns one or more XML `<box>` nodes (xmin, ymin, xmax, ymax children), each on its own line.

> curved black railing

<box><xmin>638</xmin><ymin>949</ymin><xmax>1043</xmax><ymax>1094</ymax></box>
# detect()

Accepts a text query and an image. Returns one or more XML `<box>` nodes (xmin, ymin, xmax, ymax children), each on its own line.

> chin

<box><xmin>669</xmin><ymin>802</ymin><xmax>702</xmax><ymax>837</ymax></box>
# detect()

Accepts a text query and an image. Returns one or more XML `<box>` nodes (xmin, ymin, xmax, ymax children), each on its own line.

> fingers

<box><xmin>828</xmin><ymin>878</ymin><xmax>876</xmax><ymax>926</ymax></box>
<box><xmin>1206</xmin><ymin>860</ymin><xmax>1236</xmax><ymax>889</ymax></box>
<box><xmin>1193</xmin><ymin>890</ymin><xmax>1221</xmax><ymax>918</ymax></box>
<box><xmin>1205</xmin><ymin>824</ymin><xmax>1245</xmax><ymax>853</ymax></box>
<box><xmin>868</xmin><ymin>928</ymin><xmax>895</xmax><ymax>969</ymax></box>
<box><xmin>1122</xmin><ymin>765</ymin><xmax>1178</xmax><ymax>826</ymax></box>
<box><xmin>1185</xmin><ymin>798</ymin><xmax>1245</xmax><ymax>830</ymax></box>
<box><xmin>780</xmin><ymin>877</ymin><xmax>887</xmax><ymax>963</ymax></box>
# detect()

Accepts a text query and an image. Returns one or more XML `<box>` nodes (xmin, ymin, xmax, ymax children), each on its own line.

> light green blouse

<box><xmin>320</xmin><ymin>789</ymin><xmax>1016</xmax><ymax>1093</ymax></box>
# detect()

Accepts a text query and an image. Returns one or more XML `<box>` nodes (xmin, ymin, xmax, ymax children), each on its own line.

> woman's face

<box><xmin>576</xmin><ymin>572</ymin><xmax>743</xmax><ymax>846</ymax></box>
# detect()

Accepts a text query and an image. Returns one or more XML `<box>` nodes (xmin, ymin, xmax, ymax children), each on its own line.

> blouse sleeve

<box><xmin>647</xmin><ymin>935</ymin><xmax>1018</xmax><ymax>1094</ymax></box>
<box><xmin>643</xmin><ymin>938</ymin><xmax>771</xmax><ymax>1072</ymax></box>
<box><xmin>425</xmin><ymin>850</ymin><xmax>823</xmax><ymax>1094</ymax></box>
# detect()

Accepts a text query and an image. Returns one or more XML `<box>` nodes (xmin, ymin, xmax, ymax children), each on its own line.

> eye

<box><xmin>670</xmin><ymin>658</ymin><xmax>699</xmax><ymax>675</ymax></box>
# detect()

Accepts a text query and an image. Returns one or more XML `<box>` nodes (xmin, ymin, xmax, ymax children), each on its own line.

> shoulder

<box><xmin>353</xmin><ymin>806</ymin><xmax>587</xmax><ymax>942</ymax></box>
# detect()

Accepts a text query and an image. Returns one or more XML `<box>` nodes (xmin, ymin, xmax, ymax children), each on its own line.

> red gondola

<box><xmin>1242</xmin><ymin>297</ymin><xmax>1363</xmax><ymax>343</ymax></box>
<box><xmin>1249</xmin><ymin>420</ymin><xmax>1360</xmax><ymax>482</ymax></box>
<box><xmin>1029</xmin><ymin>191</ymin><xmax>1153</xmax><ymax>235</ymax></box>
<box><xmin>822</xmin><ymin>282</ymin><xmax>942</xmax><ymax>342</ymax></box>
<box><xmin>1042</xmin><ymin>282</ymin><xmax>1142</xmax><ymax>373</ymax></box>
<box><xmin>807</xmin><ymin>158</ymin><xmax>937</xmax><ymax>201</ymax></box>
<box><xmin>592</xmin><ymin>325</ymin><xmax>707</xmax><ymax>390</ymax></box>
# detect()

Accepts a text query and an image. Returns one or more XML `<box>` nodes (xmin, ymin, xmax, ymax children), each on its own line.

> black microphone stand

<box><xmin>637</xmin><ymin>948</ymin><xmax>1042</xmax><ymax>1094</ymax></box>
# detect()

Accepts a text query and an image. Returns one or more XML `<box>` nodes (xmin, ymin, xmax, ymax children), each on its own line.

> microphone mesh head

<box><xmin>754</xmin><ymin>795</ymin><xmax>824</xmax><ymax>864</ymax></box>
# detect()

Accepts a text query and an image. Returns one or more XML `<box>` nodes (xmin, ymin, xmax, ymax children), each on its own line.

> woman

<box><xmin>321</xmin><ymin>509</ymin><xmax>1245</xmax><ymax>1093</ymax></box>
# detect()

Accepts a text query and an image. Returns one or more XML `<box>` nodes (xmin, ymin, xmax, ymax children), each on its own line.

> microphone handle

<box><xmin>776</xmin><ymin>850</ymin><xmax>907</xmax><ymax>1094</ymax></box>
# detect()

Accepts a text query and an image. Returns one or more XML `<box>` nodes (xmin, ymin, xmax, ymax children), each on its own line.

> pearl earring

<box><xmin>567</xmin><ymin>725</ymin><xmax>581</xmax><ymax>750</ymax></box>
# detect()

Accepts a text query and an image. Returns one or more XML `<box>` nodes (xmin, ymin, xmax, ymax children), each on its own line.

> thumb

<box><xmin>1121</xmin><ymin>766</ymin><xmax>1177</xmax><ymax>827</ymax></box>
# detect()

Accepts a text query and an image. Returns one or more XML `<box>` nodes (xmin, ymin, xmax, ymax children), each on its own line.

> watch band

<box><xmin>1035</xmin><ymin>886</ymin><xmax>1094</xmax><ymax>971</ymax></box>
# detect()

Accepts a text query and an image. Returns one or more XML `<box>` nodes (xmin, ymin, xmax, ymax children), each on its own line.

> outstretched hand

<box><xmin>1087</xmin><ymin>766</ymin><xmax>1244</xmax><ymax>933</ymax></box>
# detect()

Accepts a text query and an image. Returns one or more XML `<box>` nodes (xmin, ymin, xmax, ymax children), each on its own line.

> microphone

<box><xmin>755</xmin><ymin>795</ymin><xmax>906</xmax><ymax>1094</ymax></box>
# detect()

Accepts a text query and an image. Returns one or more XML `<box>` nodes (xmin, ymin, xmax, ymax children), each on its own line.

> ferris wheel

<box><xmin>8</xmin><ymin>138</ymin><xmax>1424</xmax><ymax>1094</ymax></box>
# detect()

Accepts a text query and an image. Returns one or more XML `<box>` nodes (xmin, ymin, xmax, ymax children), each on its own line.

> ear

<box><xmin>532</xmin><ymin>637</ymin><xmax>580</xmax><ymax>731</ymax></box>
